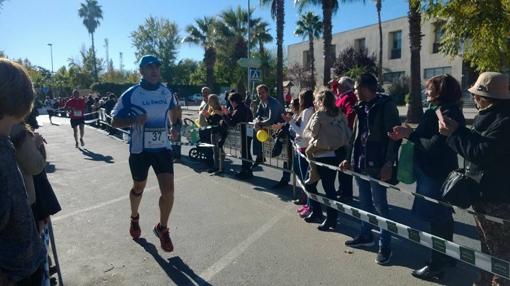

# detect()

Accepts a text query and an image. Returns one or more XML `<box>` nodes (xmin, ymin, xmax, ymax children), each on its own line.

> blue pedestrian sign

<box><xmin>249</xmin><ymin>68</ymin><xmax>261</xmax><ymax>81</ymax></box>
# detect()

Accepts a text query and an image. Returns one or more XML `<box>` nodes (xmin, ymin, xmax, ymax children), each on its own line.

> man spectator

<box><xmin>339</xmin><ymin>73</ymin><xmax>401</xmax><ymax>265</ymax></box>
<box><xmin>252</xmin><ymin>84</ymin><xmax>285</xmax><ymax>175</ymax></box>
<box><xmin>334</xmin><ymin>76</ymin><xmax>357</xmax><ymax>203</ymax></box>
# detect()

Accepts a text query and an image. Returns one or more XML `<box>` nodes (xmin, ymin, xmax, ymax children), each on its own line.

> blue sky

<box><xmin>0</xmin><ymin>0</ymin><xmax>408</xmax><ymax>72</ymax></box>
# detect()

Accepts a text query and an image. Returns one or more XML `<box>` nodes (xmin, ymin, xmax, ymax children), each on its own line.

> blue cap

<box><xmin>138</xmin><ymin>55</ymin><xmax>161</xmax><ymax>68</ymax></box>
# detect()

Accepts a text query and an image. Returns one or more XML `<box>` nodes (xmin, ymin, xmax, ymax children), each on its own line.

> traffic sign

<box><xmin>237</xmin><ymin>57</ymin><xmax>261</xmax><ymax>68</ymax></box>
<box><xmin>249</xmin><ymin>68</ymin><xmax>261</xmax><ymax>81</ymax></box>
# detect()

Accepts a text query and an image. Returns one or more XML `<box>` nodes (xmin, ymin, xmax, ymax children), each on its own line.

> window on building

<box><xmin>389</xmin><ymin>31</ymin><xmax>402</xmax><ymax>59</ymax></box>
<box><xmin>383</xmin><ymin>71</ymin><xmax>405</xmax><ymax>83</ymax></box>
<box><xmin>433</xmin><ymin>22</ymin><xmax>444</xmax><ymax>54</ymax></box>
<box><xmin>303</xmin><ymin>50</ymin><xmax>311</xmax><ymax>69</ymax></box>
<box><xmin>354</xmin><ymin>38</ymin><xmax>366</xmax><ymax>52</ymax></box>
<box><xmin>424</xmin><ymin>66</ymin><xmax>452</xmax><ymax>79</ymax></box>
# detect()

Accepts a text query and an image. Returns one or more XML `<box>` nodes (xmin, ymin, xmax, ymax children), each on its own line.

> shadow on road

<box><xmin>135</xmin><ymin>238</ymin><xmax>212</xmax><ymax>286</ymax></box>
<box><xmin>80</xmin><ymin>148</ymin><xmax>114</xmax><ymax>164</ymax></box>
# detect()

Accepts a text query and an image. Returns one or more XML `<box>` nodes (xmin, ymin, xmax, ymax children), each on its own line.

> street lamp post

<box><xmin>247</xmin><ymin>0</ymin><xmax>251</xmax><ymax>97</ymax></box>
<box><xmin>47</xmin><ymin>43</ymin><xmax>54</xmax><ymax>73</ymax></box>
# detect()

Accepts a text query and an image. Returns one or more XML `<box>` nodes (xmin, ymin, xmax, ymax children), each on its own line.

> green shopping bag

<box><xmin>397</xmin><ymin>140</ymin><xmax>415</xmax><ymax>184</ymax></box>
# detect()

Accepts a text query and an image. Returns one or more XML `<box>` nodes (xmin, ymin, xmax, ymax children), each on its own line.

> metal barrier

<box><xmin>223</xmin><ymin>122</ymin><xmax>291</xmax><ymax>172</ymax></box>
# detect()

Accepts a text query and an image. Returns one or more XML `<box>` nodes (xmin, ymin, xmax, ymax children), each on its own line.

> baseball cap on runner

<box><xmin>139</xmin><ymin>55</ymin><xmax>161</xmax><ymax>69</ymax></box>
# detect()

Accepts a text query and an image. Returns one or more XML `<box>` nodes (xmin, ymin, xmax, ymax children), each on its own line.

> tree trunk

<box><xmin>377</xmin><ymin>0</ymin><xmax>383</xmax><ymax>84</ymax></box>
<box><xmin>204</xmin><ymin>46</ymin><xmax>216</xmax><ymax>88</ymax></box>
<box><xmin>275</xmin><ymin>0</ymin><xmax>284</xmax><ymax>103</ymax></box>
<box><xmin>322</xmin><ymin>0</ymin><xmax>333</xmax><ymax>86</ymax></box>
<box><xmin>91</xmin><ymin>32</ymin><xmax>98</xmax><ymax>82</ymax></box>
<box><xmin>407</xmin><ymin>0</ymin><xmax>423</xmax><ymax>123</ymax></box>
<box><xmin>309</xmin><ymin>32</ymin><xmax>315</xmax><ymax>90</ymax></box>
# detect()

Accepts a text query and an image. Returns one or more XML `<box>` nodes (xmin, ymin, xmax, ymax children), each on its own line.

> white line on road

<box><xmin>199</xmin><ymin>206</ymin><xmax>291</xmax><ymax>282</ymax></box>
<box><xmin>52</xmin><ymin>174</ymin><xmax>194</xmax><ymax>222</ymax></box>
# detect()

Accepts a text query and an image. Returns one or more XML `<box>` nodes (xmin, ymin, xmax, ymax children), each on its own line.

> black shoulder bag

<box><xmin>440</xmin><ymin>161</ymin><xmax>481</xmax><ymax>209</ymax></box>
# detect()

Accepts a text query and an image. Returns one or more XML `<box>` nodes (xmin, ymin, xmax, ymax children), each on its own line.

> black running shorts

<box><xmin>129</xmin><ymin>150</ymin><xmax>174</xmax><ymax>182</ymax></box>
<box><xmin>70</xmin><ymin>118</ymin><xmax>85</xmax><ymax>128</ymax></box>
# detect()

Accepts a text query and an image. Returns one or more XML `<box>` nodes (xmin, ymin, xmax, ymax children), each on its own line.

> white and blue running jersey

<box><xmin>111</xmin><ymin>83</ymin><xmax>177</xmax><ymax>154</ymax></box>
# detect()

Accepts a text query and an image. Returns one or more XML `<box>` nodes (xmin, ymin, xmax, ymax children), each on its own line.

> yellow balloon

<box><xmin>256</xmin><ymin>129</ymin><xmax>270</xmax><ymax>143</ymax></box>
<box><xmin>194</xmin><ymin>118</ymin><xmax>201</xmax><ymax>127</ymax></box>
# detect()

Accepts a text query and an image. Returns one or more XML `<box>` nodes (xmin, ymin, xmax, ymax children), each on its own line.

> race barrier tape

<box><xmin>293</xmin><ymin>145</ymin><xmax>510</xmax><ymax>226</ymax></box>
<box><xmin>294</xmin><ymin>174</ymin><xmax>510</xmax><ymax>281</ymax></box>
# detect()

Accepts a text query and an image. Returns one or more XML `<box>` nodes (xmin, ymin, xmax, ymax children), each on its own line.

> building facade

<box><xmin>287</xmin><ymin>16</ymin><xmax>468</xmax><ymax>89</ymax></box>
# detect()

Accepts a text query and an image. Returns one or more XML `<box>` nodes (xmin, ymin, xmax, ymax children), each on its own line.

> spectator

<box><xmin>0</xmin><ymin>58</ymin><xmax>45</xmax><ymax>285</ymax></box>
<box><xmin>224</xmin><ymin>91</ymin><xmax>254</xmax><ymax>179</ymax></box>
<box><xmin>11</xmin><ymin>121</ymin><xmax>62</xmax><ymax>286</ymax></box>
<box><xmin>334</xmin><ymin>76</ymin><xmax>357</xmax><ymax>203</ymax></box>
<box><xmin>252</xmin><ymin>84</ymin><xmax>285</xmax><ymax>175</ymax></box>
<box><xmin>389</xmin><ymin>74</ymin><xmax>465</xmax><ymax>280</ymax></box>
<box><xmin>304</xmin><ymin>91</ymin><xmax>350</xmax><ymax>185</ymax></box>
<box><xmin>201</xmin><ymin>94</ymin><xmax>228</xmax><ymax>174</ymax></box>
<box><xmin>282</xmin><ymin>90</ymin><xmax>315</xmax><ymax>211</ymax></box>
<box><xmin>274</xmin><ymin>98</ymin><xmax>301</xmax><ymax>189</ymax></box>
<box><xmin>339</xmin><ymin>73</ymin><xmax>401</xmax><ymax>265</ymax></box>
<box><xmin>439</xmin><ymin>72</ymin><xmax>510</xmax><ymax>286</ymax></box>
<box><xmin>302</xmin><ymin>89</ymin><xmax>349</xmax><ymax>232</ymax></box>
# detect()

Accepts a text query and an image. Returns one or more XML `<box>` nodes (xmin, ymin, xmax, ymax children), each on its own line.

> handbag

<box><xmin>397</xmin><ymin>140</ymin><xmax>415</xmax><ymax>184</ymax></box>
<box><xmin>440</xmin><ymin>168</ymin><xmax>480</xmax><ymax>209</ymax></box>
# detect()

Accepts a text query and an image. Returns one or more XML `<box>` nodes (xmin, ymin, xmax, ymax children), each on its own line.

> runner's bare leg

<box><xmin>157</xmin><ymin>173</ymin><xmax>174</xmax><ymax>227</ymax></box>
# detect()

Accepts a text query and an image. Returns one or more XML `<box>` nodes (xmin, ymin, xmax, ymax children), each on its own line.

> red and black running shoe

<box><xmin>153</xmin><ymin>223</ymin><xmax>174</xmax><ymax>252</ymax></box>
<box><xmin>130</xmin><ymin>215</ymin><xmax>141</xmax><ymax>239</ymax></box>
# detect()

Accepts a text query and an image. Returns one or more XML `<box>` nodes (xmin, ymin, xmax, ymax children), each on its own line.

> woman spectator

<box><xmin>0</xmin><ymin>58</ymin><xmax>45</xmax><ymax>286</ymax></box>
<box><xmin>439</xmin><ymin>72</ymin><xmax>510</xmax><ymax>286</ymax></box>
<box><xmin>11</xmin><ymin>122</ymin><xmax>62</xmax><ymax>286</ymax></box>
<box><xmin>282</xmin><ymin>90</ymin><xmax>315</xmax><ymax>214</ymax></box>
<box><xmin>201</xmin><ymin>94</ymin><xmax>228</xmax><ymax>174</ymax></box>
<box><xmin>224</xmin><ymin>92</ymin><xmax>254</xmax><ymax>179</ymax></box>
<box><xmin>388</xmin><ymin>74</ymin><xmax>465</xmax><ymax>280</ymax></box>
<box><xmin>302</xmin><ymin>89</ymin><xmax>351</xmax><ymax>231</ymax></box>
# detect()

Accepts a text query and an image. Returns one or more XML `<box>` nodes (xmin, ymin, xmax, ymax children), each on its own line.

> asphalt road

<box><xmin>39</xmin><ymin>115</ymin><xmax>482</xmax><ymax>286</ymax></box>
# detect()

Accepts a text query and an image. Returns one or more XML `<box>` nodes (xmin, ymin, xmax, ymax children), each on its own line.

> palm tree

<box><xmin>407</xmin><ymin>0</ymin><xmax>423</xmax><ymax>123</ymax></box>
<box><xmin>251</xmin><ymin>18</ymin><xmax>273</xmax><ymax>82</ymax></box>
<box><xmin>375</xmin><ymin>0</ymin><xmax>383</xmax><ymax>83</ymax></box>
<box><xmin>184</xmin><ymin>17</ymin><xmax>217</xmax><ymax>88</ymax></box>
<box><xmin>295</xmin><ymin>12</ymin><xmax>322</xmax><ymax>89</ymax></box>
<box><xmin>260</xmin><ymin>0</ymin><xmax>285</xmax><ymax>103</ymax></box>
<box><xmin>78</xmin><ymin>0</ymin><xmax>103</xmax><ymax>82</ymax></box>
<box><xmin>295</xmin><ymin>0</ymin><xmax>340</xmax><ymax>86</ymax></box>
<box><xmin>251</xmin><ymin>19</ymin><xmax>273</xmax><ymax>57</ymax></box>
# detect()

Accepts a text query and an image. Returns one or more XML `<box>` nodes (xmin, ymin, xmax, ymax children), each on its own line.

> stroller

<box><xmin>182</xmin><ymin>118</ymin><xmax>214</xmax><ymax>163</ymax></box>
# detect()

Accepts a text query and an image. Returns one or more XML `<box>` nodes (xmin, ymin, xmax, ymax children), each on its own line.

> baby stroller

<box><xmin>182</xmin><ymin>118</ymin><xmax>214</xmax><ymax>163</ymax></box>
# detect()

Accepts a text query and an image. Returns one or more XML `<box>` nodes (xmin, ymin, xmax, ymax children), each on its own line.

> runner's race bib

<box><xmin>144</xmin><ymin>128</ymin><xmax>167</xmax><ymax>149</ymax></box>
<box><xmin>73</xmin><ymin>110</ymin><xmax>83</xmax><ymax>117</ymax></box>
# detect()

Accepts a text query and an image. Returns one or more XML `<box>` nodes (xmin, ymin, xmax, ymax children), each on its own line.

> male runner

<box><xmin>64</xmin><ymin>90</ymin><xmax>86</xmax><ymax>147</ymax></box>
<box><xmin>111</xmin><ymin>55</ymin><xmax>178</xmax><ymax>252</ymax></box>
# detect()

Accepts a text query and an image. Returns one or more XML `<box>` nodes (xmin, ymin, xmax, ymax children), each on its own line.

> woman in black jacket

<box><xmin>440</xmin><ymin>72</ymin><xmax>510</xmax><ymax>286</ymax></box>
<box><xmin>223</xmin><ymin>92</ymin><xmax>254</xmax><ymax>178</ymax></box>
<box><xmin>389</xmin><ymin>74</ymin><xmax>465</xmax><ymax>280</ymax></box>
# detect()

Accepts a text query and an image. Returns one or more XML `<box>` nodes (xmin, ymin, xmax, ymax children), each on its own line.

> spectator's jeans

<box><xmin>211</xmin><ymin>132</ymin><xmax>223</xmax><ymax>170</ymax></box>
<box><xmin>414</xmin><ymin>165</ymin><xmax>454</xmax><ymax>268</ymax></box>
<box><xmin>355</xmin><ymin>177</ymin><xmax>391</xmax><ymax>250</ymax></box>
<box><xmin>337</xmin><ymin>171</ymin><xmax>353</xmax><ymax>199</ymax></box>
<box><xmin>241</xmin><ymin>126</ymin><xmax>253</xmax><ymax>172</ymax></box>
<box><xmin>306</xmin><ymin>156</ymin><xmax>341</xmax><ymax>223</ymax></box>
<box><xmin>252</xmin><ymin>136</ymin><xmax>262</xmax><ymax>158</ymax></box>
